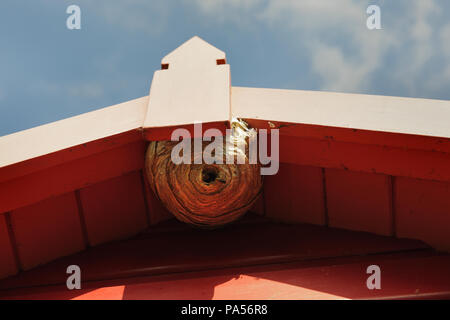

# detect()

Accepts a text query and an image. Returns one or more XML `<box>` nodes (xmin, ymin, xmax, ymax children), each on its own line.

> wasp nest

<box><xmin>145</xmin><ymin>120</ymin><xmax>263</xmax><ymax>228</ymax></box>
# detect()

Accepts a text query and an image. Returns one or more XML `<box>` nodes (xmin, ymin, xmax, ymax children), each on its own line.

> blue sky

<box><xmin>0</xmin><ymin>0</ymin><xmax>449</xmax><ymax>136</ymax></box>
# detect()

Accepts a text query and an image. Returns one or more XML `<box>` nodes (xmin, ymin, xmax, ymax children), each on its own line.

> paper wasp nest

<box><xmin>145</xmin><ymin>120</ymin><xmax>263</xmax><ymax>228</ymax></box>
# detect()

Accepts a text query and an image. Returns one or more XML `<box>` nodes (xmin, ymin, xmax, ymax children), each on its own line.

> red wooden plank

<box><xmin>10</xmin><ymin>192</ymin><xmax>85</xmax><ymax>270</ymax></box>
<box><xmin>1</xmin><ymin>252</ymin><xmax>449</xmax><ymax>300</ymax></box>
<box><xmin>79</xmin><ymin>171</ymin><xmax>148</xmax><ymax>246</ymax></box>
<box><xmin>0</xmin><ymin>214</ymin><xmax>18</xmax><ymax>279</ymax></box>
<box><xmin>279</xmin><ymin>135</ymin><xmax>450</xmax><ymax>182</ymax></box>
<box><xmin>395</xmin><ymin>177</ymin><xmax>450</xmax><ymax>251</ymax></box>
<box><xmin>245</xmin><ymin>120</ymin><xmax>450</xmax><ymax>154</ymax></box>
<box><xmin>264</xmin><ymin>163</ymin><xmax>325</xmax><ymax>225</ymax></box>
<box><xmin>0</xmin><ymin>218</ymin><xmax>428</xmax><ymax>290</ymax></box>
<box><xmin>325</xmin><ymin>169</ymin><xmax>393</xmax><ymax>236</ymax></box>
<box><xmin>0</xmin><ymin>141</ymin><xmax>146</xmax><ymax>214</ymax></box>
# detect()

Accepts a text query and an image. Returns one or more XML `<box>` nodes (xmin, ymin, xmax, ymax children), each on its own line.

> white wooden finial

<box><xmin>143</xmin><ymin>36</ymin><xmax>230</xmax><ymax>140</ymax></box>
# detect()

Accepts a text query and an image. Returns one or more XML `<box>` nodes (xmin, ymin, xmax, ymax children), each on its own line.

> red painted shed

<box><xmin>0</xmin><ymin>37</ymin><xmax>449</xmax><ymax>300</ymax></box>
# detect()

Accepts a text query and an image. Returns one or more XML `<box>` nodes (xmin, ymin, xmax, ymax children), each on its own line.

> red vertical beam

<box><xmin>10</xmin><ymin>192</ymin><xmax>86</xmax><ymax>270</ymax></box>
<box><xmin>395</xmin><ymin>177</ymin><xmax>450</xmax><ymax>251</ymax></box>
<box><xmin>264</xmin><ymin>163</ymin><xmax>326</xmax><ymax>225</ymax></box>
<box><xmin>0</xmin><ymin>214</ymin><xmax>19</xmax><ymax>279</ymax></box>
<box><xmin>79</xmin><ymin>171</ymin><xmax>148</xmax><ymax>246</ymax></box>
<box><xmin>325</xmin><ymin>169</ymin><xmax>393</xmax><ymax>236</ymax></box>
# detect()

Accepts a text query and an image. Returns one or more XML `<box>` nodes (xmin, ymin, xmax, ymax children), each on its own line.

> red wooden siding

<box><xmin>1</xmin><ymin>120</ymin><xmax>449</xmax><ymax>282</ymax></box>
<box><xmin>0</xmin><ymin>218</ymin><xmax>429</xmax><ymax>292</ymax></box>
<box><xmin>279</xmin><ymin>135</ymin><xmax>450</xmax><ymax>183</ymax></box>
<box><xmin>10</xmin><ymin>192</ymin><xmax>85</xmax><ymax>270</ymax></box>
<box><xmin>0</xmin><ymin>214</ymin><xmax>17</xmax><ymax>279</ymax></box>
<box><xmin>79</xmin><ymin>171</ymin><xmax>148</xmax><ymax>246</ymax></box>
<box><xmin>46</xmin><ymin>255</ymin><xmax>449</xmax><ymax>300</ymax></box>
<box><xmin>325</xmin><ymin>169</ymin><xmax>393</xmax><ymax>236</ymax></box>
<box><xmin>2</xmin><ymin>216</ymin><xmax>447</xmax><ymax>300</ymax></box>
<box><xmin>0</xmin><ymin>140</ymin><xmax>146</xmax><ymax>214</ymax></box>
<box><xmin>0</xmin><ymin>169</ymin><xmax>170</xmax><ymax>277</ymax></box>
<box><xmin>245</xmin><ymin>120</ymin><xmax>450</xmax><ymax>155</ymax></box>
<box><xmin>395</xmin><ymin>177</ymin><xmax>450</xmax><ymax>251</ymax></box>
<box><xmin>0</xmin><ymin>137</ymin><xmax>163</xmax><ymax>279</ymax></box>
<box><xmin>264</xmin><ymin>163</ymin><xmax>326</xmax><ymax>225</ymax></box>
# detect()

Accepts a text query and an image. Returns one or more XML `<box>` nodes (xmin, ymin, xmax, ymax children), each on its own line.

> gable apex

<box><xmin>161</xmin><ymin>36</ymin><xmax>226</xmax><ymax>68</ymax></box>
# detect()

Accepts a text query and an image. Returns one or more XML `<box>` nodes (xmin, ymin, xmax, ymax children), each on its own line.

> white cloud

<box><xmin>425</xmin><ymin>22</ymin><xmax>450</xmax><ymax>91</ymax></box>
<box><xmin>259</xmin><ymin>0</ymin><xmax>393</xmax><ymax>92</ymax></box>
<box><xmin>191</xmin><ymin>0</ymin><xmax>450</xmax><ymax>96</ymax></box>
<box><xmin>192</xmin><ymin>0</ymin><xmax>261</xmax><ymax>14</ymax></box>
<box><xmin>396</xmin><ymin>0</ymin><xmax>439</xmax><ymax>94</ymax></box>
<box><xmin>440</xmin><ymin>23</ymin><xmax>450</xmax><ymax>57</ymax></box>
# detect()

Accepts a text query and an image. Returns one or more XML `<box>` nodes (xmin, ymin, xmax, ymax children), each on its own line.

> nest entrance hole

<box><xmin>202</xmin><ymin>166</ymin><xmax>219</xmax><ymax>184</ymax></box>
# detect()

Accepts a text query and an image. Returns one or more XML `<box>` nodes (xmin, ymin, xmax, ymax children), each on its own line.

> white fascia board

<box><xmin>232</xmin><ymin>86</ymin><xmax>450</xmax><ymax>139</ymax></box>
